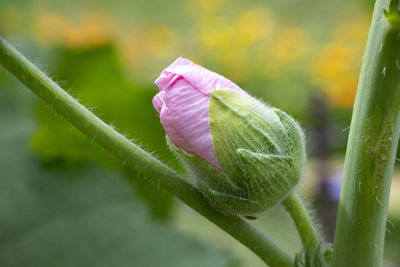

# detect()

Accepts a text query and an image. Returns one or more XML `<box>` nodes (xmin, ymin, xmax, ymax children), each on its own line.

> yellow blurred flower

<box><xmin>325</xmin><ymin>75</ymin><xmax>358</xmax><ymax>108</ymax></box>
<box><xmin>34</xmin><ymin>12</ymin><xmax>114</xmax><ymax>48</ymax></box>
<box><xmin>272</xmin><ymin>27</ymin><xmax>309</xmax><ymax>64</ymax></box>
<box><xmin>312</xmin><ymin>20</ymin><xmax>368</xmax><ymax>108</ymax></box>
<box><xmin>146</xmin><ymin>25</ymin><xmax>178</xmax><ymax>58</ymax></box>
<box><xmin>333</xmin><ymin>18</ymin><xmax>369</xmax><ymax>44</ymax></box>
<box><xmin>192</xmin><ymin>6</ymin><xmax>281</xmax><ymax>81</ymax></box>
<box><xmin>29</xmin><ymin>4</ymin><xmax>313</xmax><ymax>89</ymax></box>
<box><xmin>34</xmin><ymin>13</ymin><xmax>71</xmax><ymax>47</ymax></box>
<box><xmin>197</xmin><ymin>16</ymin><xmax>233</xmax><ymax>49</ymax></box>
<box><xmin>234</xmin><ymin>8</ymin><xmax>276</xmax><ymax>46</ymax></box>
<box><xmin>119</xmin><ymin>34</ymin><xmax>143</xmax><ymax>71</ymax></box>
<box><xmin>313</xmin><ymin>44</ymin><xmax>356</xmax><ymax>77</ymax></box>
<box><xmin>79</xmin><ymin>12</ymin><xmax>115</xmax><ymax>47</ymax></box>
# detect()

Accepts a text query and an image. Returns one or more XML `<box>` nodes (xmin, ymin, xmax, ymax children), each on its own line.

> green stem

<box><xmin>283</xmin><ymin>193</ymin><xmax>319</xmax><ymax>251</ymax></box>
<box><xmin>0</xmin><ymin>36</ymin><xmax>293</xmax><ymax>267</ymax></box>
<box><xmin>332</xmin><ymin>0</ymin><xmax>400</xmax><ymax>266</ymax></box>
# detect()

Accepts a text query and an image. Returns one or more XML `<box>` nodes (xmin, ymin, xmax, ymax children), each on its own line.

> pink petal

<box><xmin>152</xmin><ymin>91</ymin><xmax>165</xmax><ymax>114</ymax></box>
<box><xmin>161</xmin><ymin>57</ymin><xmax>247</xmax><ymax>95</ymax></box>
<box><xmin>153</xmin><ymin>57</ymin><xmax>248</xmax><ymax>168</ymax></box>
<box><xmin>158</xmin><ymin>76</ymin><xmax>219</xmax><ymax>168</ymax></box>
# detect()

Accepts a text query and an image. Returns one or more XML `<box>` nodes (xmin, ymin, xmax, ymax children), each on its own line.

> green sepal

<box><xmin>197</xmin><ymin>181</ymin><xmax>258</xmax><ymax>215</ymax></box>
<box><xmin>209</xmin><ymin>90</ymin><xmax>289</xmax><ymax>172</ymax></box>
<box><xmin>168</xmin><ymin>90</ymin><xmax>306</xmax><ymax>216</ymax></box>
<box><xmin>237</xmin><ymin>149</ymin><xmax>297</xmax><ymax>209</ymax></box>
<box><xmin>208</xmin><ymin>90</ymin><xmax>305</xmax><ymax>215</ymax></box>
<box><xmin>167</xmin><ymin>138</ymin><xmax>259</xmax><ymax>214</ymax></box>
<box><xmin>273</xmin><ymin>108</ymin><xmax>306</xmax><ymax>173</ymax></box>
<box><xmin>166</xmin><ymin>137</ymin><xmax>239</xmax><ymax>192</ymax></box>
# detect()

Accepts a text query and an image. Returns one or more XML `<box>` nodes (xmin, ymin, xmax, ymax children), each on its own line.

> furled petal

<box><xmin>160</xmin><ymin>57</ymin><xmax>247</xmax><ymax>95</ymax></box>
<box><xmin>153</xmin><ymin>57</ymin><xmax>247</xmax><ymax>168</ymax></box>
<box><xmin>155</xmin><ymin>76</ymin><xmax>219</xmax><ymax>167</ymax></box>
<box><xmin>152</xmin><ymin>91</ymin><xmax>165</xmax><ymax>114</ymax></box>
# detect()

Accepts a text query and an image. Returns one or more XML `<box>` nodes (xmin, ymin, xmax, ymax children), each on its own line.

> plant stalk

<box><xmin>0</xmin><ymin>36</ymin><xmax>293</xmax><ymax>267</ymax></box>
<box><xmin>332</xmin><ymin>0</ymin><xmax>400</xmax><ymax>266</ymax></box>
<box><xmin>283</xmin><ymin>193</ymin><xmax>319</xmax><ymax>252</ymax></box>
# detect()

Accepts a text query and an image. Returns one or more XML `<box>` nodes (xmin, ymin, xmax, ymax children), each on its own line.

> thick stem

<box><xmin>283</xmin><ymin>193</ymin><xmax>319</xmax><ymax>251</ymax></box>
<box><xmin>0</xmin><ymin>36</ymin><xmax>293</xmax><ymax>267</ymax></box>
<box><xmin>332</xmin><ymin>1</ymin><xmax>400</xmax><ymax>266</ymax></box>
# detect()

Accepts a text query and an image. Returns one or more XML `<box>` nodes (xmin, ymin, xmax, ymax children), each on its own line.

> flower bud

<box><xmin>154</xmin><ymin>57</ymin><xmax>306</xmax><ymax>215</ymax></box>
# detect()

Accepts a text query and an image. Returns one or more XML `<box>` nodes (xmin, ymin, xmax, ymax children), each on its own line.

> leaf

<box><xmin>0</xmin><ymin>86</ymin><xmax>238</xmax><ymax>267</ymax></box>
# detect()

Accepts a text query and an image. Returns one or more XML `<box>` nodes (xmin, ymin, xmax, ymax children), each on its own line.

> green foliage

<box><xmin>32</xmin><ymin>45</ymin><xmax>168</xmax><ymax>164</ymax></box>
<box><xmin>0</xmin><ymin>86</ymin><xmax>238</xmax><ymax>267</ymax></box>
<box><xmin>30</xmin><ymin>45</ymin><xmax>176</xmax><ymax>219</ymax></box>
<box><xmin>294</xmin><ymin>245</ymin><xmax>332</xmax><ymax>267</ymax></box>
<box><xmin>124</xmin><ymin>167</ymin><xmax>174</xmax><ymax>219</ymax></box>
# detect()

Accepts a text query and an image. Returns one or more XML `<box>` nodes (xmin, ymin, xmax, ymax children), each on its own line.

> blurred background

<box><xmin>1</xmin><ymin>0</ymin><xmax>400</xmax><ymax>266</ymax></box>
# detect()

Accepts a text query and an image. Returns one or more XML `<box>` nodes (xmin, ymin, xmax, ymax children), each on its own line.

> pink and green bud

<box><xmin>153</xmin><ymin>57</ymin><xmax>246</xmax><ymax>168</ymax></box>
<box><xmin>153</xmin><ymin>58</ymin><xmax>306</xmax><ymax>215</ymax></box>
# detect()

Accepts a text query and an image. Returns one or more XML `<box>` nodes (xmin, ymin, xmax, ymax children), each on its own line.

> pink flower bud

<box><xmin>153</xmin><ymin>57</ymin><xmax>247</xmax><ymax>168</ymax></box>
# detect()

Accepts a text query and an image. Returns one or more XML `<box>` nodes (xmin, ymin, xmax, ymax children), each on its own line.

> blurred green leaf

<box><xmin>124</xmin><ymin>167</ymin><xmax>174</xmax><ymax>219</ymax></box>
<box><xmin>30</xmin><ymin>44</ymin><xmax>177</xmax><ymax>219</ymax></box>
<box><xmin>0</xmin><ymin>86</ymin><xmax>238</xmax><ymax>267</ymax></box>
<box><xmin>32</xmin><ymin>45</ymin><xmax>170</xmax><ymax>164</ymax></box>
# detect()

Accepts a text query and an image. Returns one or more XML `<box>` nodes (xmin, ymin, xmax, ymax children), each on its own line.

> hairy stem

<box><xmin>332</xmin><ymin>0</ymin><xmax>400</xmax><ymax>266</ymax></box>
<box><xmin>283</xmin><ymin>193</ymin><xmax>319</xmax><ymax>251</ymax></box>
<box><xmin>0</xmin><ymin>36</ymin><xmax>293</xmax><ymax>267</ymax></box>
